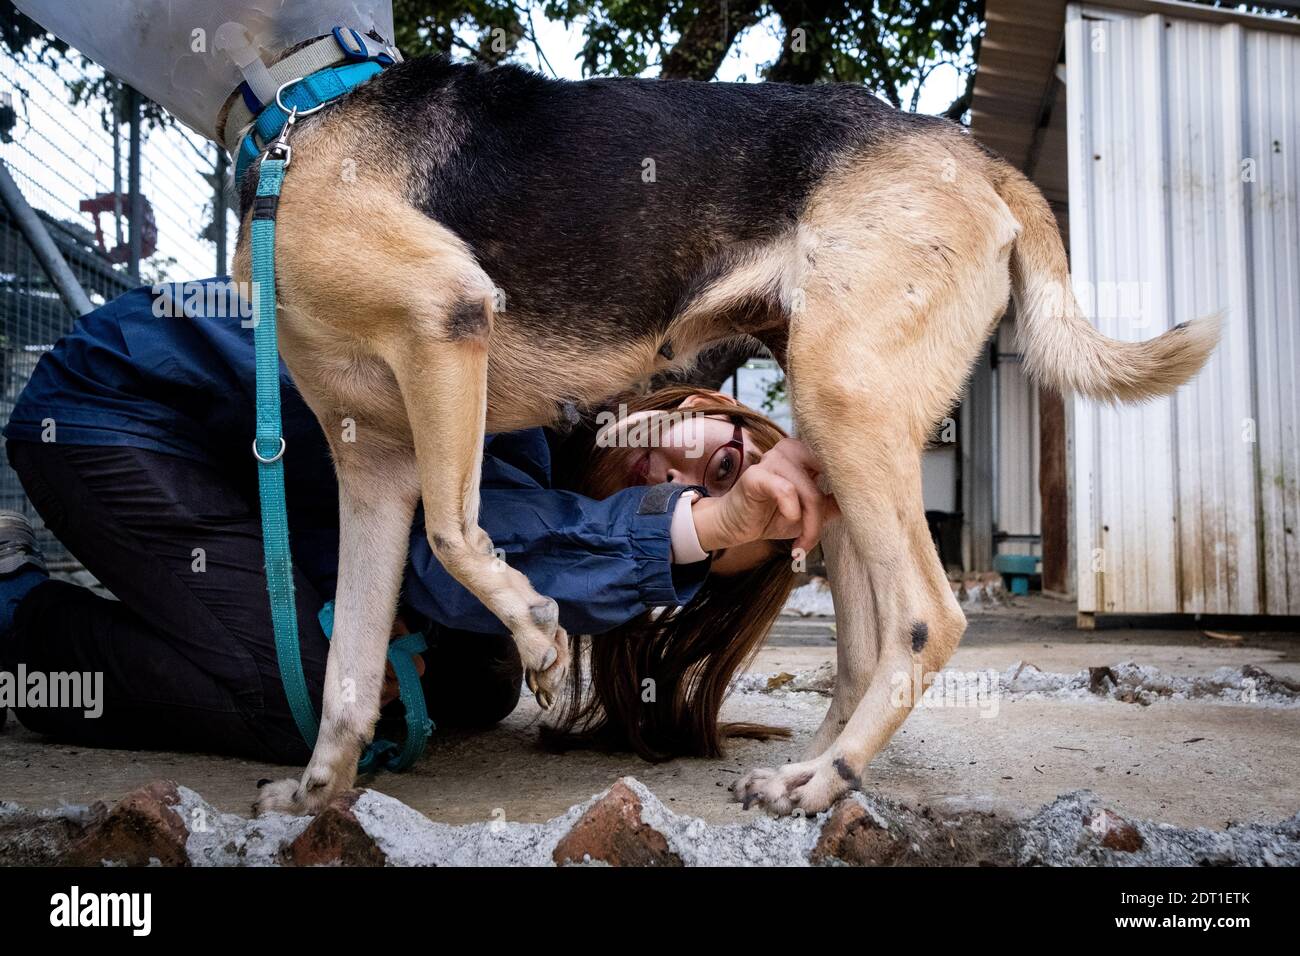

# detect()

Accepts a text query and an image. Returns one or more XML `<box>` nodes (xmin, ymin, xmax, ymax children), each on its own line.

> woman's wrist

<box><xmin>689</xmin><ymin>495</ymin><xmax>726</xmax><ymax>554</ymax></box>
<box><xmin>670</xmin><ymin>489</ymin><xmax>712</xmax><ymax>564</ymax></box>
<box><xmin>670</xmin><ymin>490</ymin><xmax>711</xmax><ymax>563</ymax></box>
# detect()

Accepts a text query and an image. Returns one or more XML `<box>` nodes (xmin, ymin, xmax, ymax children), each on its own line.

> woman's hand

<box><xmin>690</xmin><ymin>437</ymin><xmax>838</xmax><ymax>556</ymax></box>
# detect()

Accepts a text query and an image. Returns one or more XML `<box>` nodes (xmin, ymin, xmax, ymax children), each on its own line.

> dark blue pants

<box><xmin>1</xmin><ymin>440</ymin><xmax>521</xmax><ymax>764</ymax></box>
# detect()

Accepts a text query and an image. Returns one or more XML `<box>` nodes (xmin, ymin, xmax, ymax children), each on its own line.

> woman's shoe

<box><xmin>0</xmin><ymin>510</ymin><xmax>46</xmax><ymax>576</ymax></box>
<box><xmin>0</xmin><ymin>511</ymin><xmax>41</xmax><ymax>732</ymax></box>
<box><xmin>0</xmin><ymin>511</ymin><xmax>49</xmax><ymax>690</ymax></box>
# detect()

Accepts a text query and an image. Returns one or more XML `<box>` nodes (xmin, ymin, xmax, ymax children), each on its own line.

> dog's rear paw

<box><xmin>732</xmin><ymin>758</ymin><xmax>849</xmax><ymax>816</ymax></box>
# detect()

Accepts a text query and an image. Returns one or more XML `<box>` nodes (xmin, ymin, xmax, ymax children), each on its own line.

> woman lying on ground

<box><xmin>0</xmin><ymin>277</ymin><xmax>835</xmax><ymax>764</ymax></box>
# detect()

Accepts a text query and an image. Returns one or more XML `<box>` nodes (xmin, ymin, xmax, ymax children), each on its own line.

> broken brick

<box><xmin>1085</xmin><ymin>808</ymin><xmax>1144</xmax><ymax>852</ymax></box>
<box><xmin>67</xmin><ymin>780</ymin><xmax>189</xmax><ymax>866</ymax></box>
<box><xmin>811</xmin><ymin>799</ymin><xmax>908</xmax><ymax>866</ymax></box>
<box><xmin>1088</xmin><ymin>667</ymin><xmax>1116</xmax><ymax>694</ymax></box>
<box><xmin>287</xmin><ymin>790</ymin><xmax>386</xmax><ymax>867</ymax></box>
<box><xmin>553</xmin><ymin>781</ymin><xmax>681</xmax><ymax>866</ymax></box>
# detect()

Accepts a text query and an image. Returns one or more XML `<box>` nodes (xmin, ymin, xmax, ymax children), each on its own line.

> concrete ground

<box><xmin>2</xmin><ymin>595</ymin><xmax>1298</xmax><ymax>831</ymax></box>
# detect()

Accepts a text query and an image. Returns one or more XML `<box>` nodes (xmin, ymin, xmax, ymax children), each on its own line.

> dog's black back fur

<box><xmin>255</xmin><ymin>56</ymin><xmax>945</xmax><ymax>345</ymax></box>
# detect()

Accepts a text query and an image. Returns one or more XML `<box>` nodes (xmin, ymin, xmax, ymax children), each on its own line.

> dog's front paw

<box><xmin>732</xmin><ymin>757</ymin><xmax>852</xmax><ymax>816</ymax></box>
<box><xmin>524</xmin><ymin>624</ymin><xmax>569</xmax><ymax>710</ymax></box>
<box><xmin>254</xmin><ymin>778</ymin><xmax>306</xmax><ymax>815</ymax></box>
<box><xmin>253</xmin><ymin>769</ymin><xmax>342</xmax><ymax>817</ymax></box>
<box><xmin>519</xmin><ymin>599</ymin><xmax>570</xmax><ymax>710</ymax></box>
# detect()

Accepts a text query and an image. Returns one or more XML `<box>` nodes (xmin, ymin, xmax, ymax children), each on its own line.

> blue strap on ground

<box><xmin>251</xmin><ymin>157</ymin><xmax>319</xmax><ymax>748</ymax></box>
<box><xmin>318</xmin><ymin>601</ymin><xmax>435</xmax><ymax>772</ymax></box>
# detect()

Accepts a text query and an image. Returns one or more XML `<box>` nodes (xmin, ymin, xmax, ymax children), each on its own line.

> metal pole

<box><xmin>112</xmin><ymin>86</ymin><xmax>124</xmax><ymax>249</ymax></box>
<box><xmin>127</xmin><ymin>85</ymin><xmax>142</xmax><ymax>284</ymax></box>
<box><xmin>214</xmin><ymin>150</ymin><xmax>228</xmax><ymax>275</ymax></box>
<box><xmin>0</xmin><ymin>159</ymin><xmax>93</xmax><ymax>316</ymax></box>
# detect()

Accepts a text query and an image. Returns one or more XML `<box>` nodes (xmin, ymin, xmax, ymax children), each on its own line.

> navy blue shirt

<box><xmin>4</xmin><ymin>279</ymin><xmax>707</xmax><ymax>634</ymax></box>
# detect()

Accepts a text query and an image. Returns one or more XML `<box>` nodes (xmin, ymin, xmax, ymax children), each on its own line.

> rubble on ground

<box><xmin>1003</xmin><ymin>660</ymin><xmax>1300</xmax><ymax>708</ymax></box>
<box><xmin>2</xmin><ymin>776</ymin><xmax>1295</xmax><ymax>867</ymax></box>
<box><xmin>783</xmin><ymin>577</ymin><xmax>836</xmax><ymax>617</ymax></box>
<box><xmin>733</xmin><ymin>660</ymin><xmax>1300</xmax><ymax>709</ymax></box>
<box><xmin>951</xmin><ymin>571</ymin><xmax>1010</xmax><ymax>608</ymax></box>
<box><xmin>782</xmin><ymin>573</ymin><xmax>1013</xmax><ymax>616</ymax></box>
<box><xmin>733</xmin><ymin>661</ymin><xmax>836</xmax><ymax>697</ymax></box>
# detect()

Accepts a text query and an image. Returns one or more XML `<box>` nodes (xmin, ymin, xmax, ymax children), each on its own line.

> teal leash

<box><xmin>250</xmin><ymin>151</ymin><xmax>318</xmax><ymax>747</ymax></box>
<box><xmin>318</xmin><ymin>602</ymin><xmax>435</xmax><ymax>773</ymax></box>
<box><xmin>249</xmin><ymin>86</ymin><xmax>432</xmax><ymax>771</ymax></box>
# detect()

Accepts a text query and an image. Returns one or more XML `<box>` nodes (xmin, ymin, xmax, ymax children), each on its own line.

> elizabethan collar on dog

<box><xmin>10</xmin><ymin>0</ymin><xmax>395</xmax><ymax>143</ymax></box>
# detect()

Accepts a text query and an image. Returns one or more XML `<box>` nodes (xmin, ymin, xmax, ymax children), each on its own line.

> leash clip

<box><xmin>264</xmin><ymin>106</ymin><xmax>297</xmax><ymax>166</ymax></box>
<box><xmin>265</xmin><ymin>76</ymin><xmax>330</xmax><ymax>167</ymax></box>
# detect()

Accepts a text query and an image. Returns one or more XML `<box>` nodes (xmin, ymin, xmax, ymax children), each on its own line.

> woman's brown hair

<box><xmin>542</xmin><ymin>384</ymin><xmax>796</xmax><ymax>761</ymax></box>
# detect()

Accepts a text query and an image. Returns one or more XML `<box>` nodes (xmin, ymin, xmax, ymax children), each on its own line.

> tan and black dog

<box><xmin>234</xmin><ymin>54</ymin><xmax>1218</xmax><ymax>816</ymax></box>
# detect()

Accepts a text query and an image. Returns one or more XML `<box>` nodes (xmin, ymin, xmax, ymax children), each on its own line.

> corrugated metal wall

<box><xmin>1067</xmin><ymin>3</ymin><xmax>1300</xmax><ymax>614</ymax></box>
<box><xmin>995</xmin><ymin>320</ymin><xmax>1042</xmax><ymax>558</ymax></box>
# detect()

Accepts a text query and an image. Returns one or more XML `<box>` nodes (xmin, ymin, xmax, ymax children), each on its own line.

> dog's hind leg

<box><xmin>803</xmin><ymin>522</ymin><xmax>881</xmax><ymax>759</ymax></box>
<box><xmin>735</xmin><ymin>407</ymin><xmax>967</xmax><ymax>814</ymax></box>
<box><xmin>735</xmin><ymin>140</ymin><xmax>1019</xmax><ymax>814</ymax></box>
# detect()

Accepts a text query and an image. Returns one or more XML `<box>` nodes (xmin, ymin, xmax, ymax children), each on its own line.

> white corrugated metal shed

<box><xmin>995</xmin><ymin>320</ymin><xmax>1041</xmax><ymax>557</ymax></box>
<box><xmin>968</xmin><ymin>0</ymin><xmax>1068</xmax><ymax>577</ymax></box>
<box><xmin>1068</xmin><ymin>1</ymin><xmax>1300</xmax><ymax>615</ymax></box>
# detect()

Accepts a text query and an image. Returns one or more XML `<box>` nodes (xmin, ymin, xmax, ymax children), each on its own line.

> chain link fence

<box><xmin>1</xmin><ymin>30</ymin><xmax>237</xmax><ymax>566</ymax></box>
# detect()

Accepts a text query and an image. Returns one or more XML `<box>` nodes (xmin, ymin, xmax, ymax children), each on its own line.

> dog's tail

<box><xmin>992</xmin><ymin>165</ymin><xmax>1219</xmax><ymax>403</ymax></box>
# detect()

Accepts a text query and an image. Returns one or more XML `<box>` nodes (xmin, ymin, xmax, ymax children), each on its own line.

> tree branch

<box><xmin>766</xmin><ymin>0</ymin><xmax>841</xmax><ymax>84</ymax></box>
<box><xmin>942</xmin><ymin>68</ymin><xmax>976</xmax><ymax>123</ymax></box>
<box><xmin>660</xmin><ymin>0</ymin><xmax>765</xmax><ymax>80</ymax></box>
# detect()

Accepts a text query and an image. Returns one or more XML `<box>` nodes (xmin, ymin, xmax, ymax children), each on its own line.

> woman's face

<box><xmin>598</xmin><ymin>392</ymin><xmax>776</xmax><ymax>574</ymax></box>
<box><xmin>612</xmin><ymin>394</ymin><xmax>760</xmax><ymax>494</ymax></box>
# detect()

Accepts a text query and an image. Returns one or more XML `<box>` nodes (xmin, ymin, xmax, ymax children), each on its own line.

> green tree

<box><xmin>391</xmin><ymin>0</ymin><xmax>527</xmax><ymax>63</ymax></box>
<box><xmin>387</xmin><ymin>2</ymin><xmax>987</xmax><ymax>118</ymax></box>
<box><xmin>546</xmin><ymin>0</ymin><xmax>985</xmax><ymax>117</ymax></box>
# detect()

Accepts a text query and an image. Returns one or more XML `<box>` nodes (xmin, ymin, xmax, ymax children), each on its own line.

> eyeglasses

<box><xmin>702</xmin><ymin>416</ymin><xmax>747</xmax><ymax>498</ymax></box>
